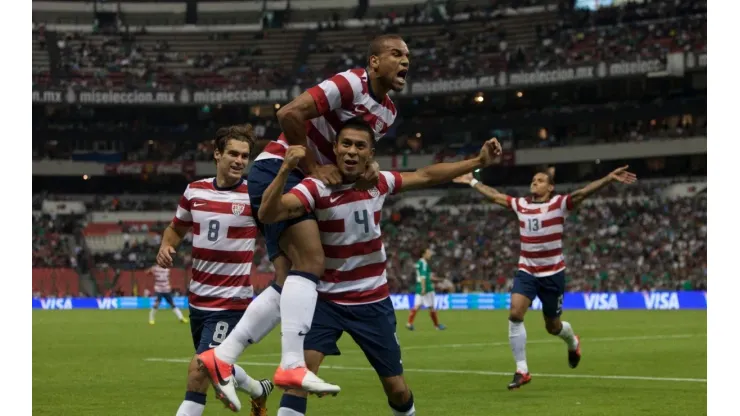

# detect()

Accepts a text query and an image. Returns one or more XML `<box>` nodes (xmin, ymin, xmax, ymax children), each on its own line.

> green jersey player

<box><xmin>406</xmin><ymin>247</ymin><xmax>445</xmax><ymax>330</ymax></box>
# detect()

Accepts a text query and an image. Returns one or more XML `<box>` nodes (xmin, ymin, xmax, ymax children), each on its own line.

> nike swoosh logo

<box><xmin>298</xmin><ymin>331</ymin><xmax>307</xmax><ymax>336</ymax></box>
<box><xmin>329</xmin><ymin>196</ymin><xmax>341</xmax><ymax>204</ymax></box>
<box><xmin>212</xmin><ymin>355</ymin><xmax>231</xmax><ymax>386</ymax></box>
<box><xmin>193</xmin><ymin>202</ymin><xmax>206</xmax><ymax>207</ymax></box>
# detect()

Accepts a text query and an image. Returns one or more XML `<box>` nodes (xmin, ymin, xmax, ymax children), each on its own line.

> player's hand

<box><xmin>156</xmin><ymin>246</ymin><xmax>176</xmax><ymax>268</ymax></box>
<box><xmin>283</xmin><ymin>145</ymin><xmax>307</xmax><ymax>171</ymax></box>
<box><xmin>608</xmin><ymin>165</ymin><xmax>637</xmax><ymax>184</ymax></box>
<box><xmin>453</xmin><ymin>172</ymin><xmax>474</xmax><ymax>185</ymax></box>
<box><xmin>478</xmin><ymin>138</ymin><xmax>502</xmax><ymax>166</ymax></box>
<box><xmin>355</xmin><ymin>160</ymin><xmax>380</xmax><ymax>190</ymax></box>
<box><xmin>313</xmin><ymin>164</ymin><xmax>342</xmax><ymax>186</ymax></box>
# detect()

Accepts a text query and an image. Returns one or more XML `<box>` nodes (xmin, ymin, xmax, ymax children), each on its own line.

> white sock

<box><xmin>558</xmin><ymin>321</ymin><xmax>579</xmax><ymax>350</ymax></box>
<box><xmin>175</xmin><ymin>401</ymin><xmax>204</xmax><ymax>416</ymax></box>
<box><xmin>508</xmin><ymin>320</ymin><xmax>528</xmax><ymax>373</ymax></box>
<box><xmin>149</xmin><ymin>308</ymin><xmax>157</xmax><ymax>321</ymax></box>
<box><xmin>173</xmin><ymin>307</ymin><xmax>184</xmax><ymax>320</ymax></box>
<box><xmin>280</xmin><ymin>274</ymin><xmax>318</xmax><ymax>369</ymax></box>
<box><xmin>215</xmin><ymin>285</ymin><xmax>282</xmax><ymax>364</ymax></box>
<box><xmin>233</xmin><ymin>364</ymin><xmax>265</xmax><ymax>399</ymax></box>
<box><xmin>391</xmin><ymin>403</ymin><xmax>416</xmax><ymax>416</ymax></box>
<box><xmin>277</xmin><ymin>409</ymin><xmax>305</xmax><ymax>416</ymax></box>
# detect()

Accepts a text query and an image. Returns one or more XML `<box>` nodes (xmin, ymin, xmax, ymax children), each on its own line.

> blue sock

<box><xmin>176</xmin><ymin>391</ymin><xmax>206</xmax><ymax>416</ymax></box>
<box><xmin>278</xmin><ymin>394</ymin><xmax>307</xmax><ymax>416</ymax></box>
<box><xmin>184</xmin><ymin>391</ymin><xmax>206</xmax><ymax>405</ymax></box>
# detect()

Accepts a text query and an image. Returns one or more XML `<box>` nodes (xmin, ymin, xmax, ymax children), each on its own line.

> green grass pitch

<box><xmin>33</xmin><ymin>309</ymin><xmax>706</xmax><ymax>415</ymax></box>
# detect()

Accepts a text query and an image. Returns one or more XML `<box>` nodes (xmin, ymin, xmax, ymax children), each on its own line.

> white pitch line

<box><xmin>228</xmin><ymin>333</ymin><xmax>705</xmax><ymax>358</ymax></box>
<box><xmin>144</xmin><ymin>358</ymin><xmax>706</xmax><ymax>383</ymax></box>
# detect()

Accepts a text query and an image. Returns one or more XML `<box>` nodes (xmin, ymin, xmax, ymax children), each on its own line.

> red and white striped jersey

<box><xmin>172</xmin><ymin>178</ymin><xmax>256</xmax><ymax>311</ymax></box>
<box><xmin>255</xmin><ymin>68</ymin><xmax>397</xmax><ymax>167</ymax></box>
<box><xmin>151</xmin><ymin>265</ymin><xmax>172</xmax><ymax>293</ymax></box>
<box><xmin>289</xmin><ymin>171</ymin><xmax>403</xmax><ymax>305</ymax></box>
<box><xmin>508</xmin><ymin>194</ymin><xmax>574</xmax><ymax>277</ymax></box>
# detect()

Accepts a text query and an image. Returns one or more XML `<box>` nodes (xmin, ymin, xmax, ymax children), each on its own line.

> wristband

<box><xmin>470</xmin><ymin>179</ymin><xmax>479</xmax><ymax>187</ymax></box>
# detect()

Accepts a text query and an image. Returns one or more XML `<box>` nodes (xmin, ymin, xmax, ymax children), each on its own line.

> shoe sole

<box><xmin>507</xmin><ymin>378</ymin><xmax>532</xmax><ymax>390</ymax></box>
<box><xmin>196</xmin><ymin>357</ymin><xmax>241</xmax><ymax>412</ymax></box>
<box><xmin>274</xmin><ymin>382</ymin><xmax>340</xmax><ymax>398</ymax></box>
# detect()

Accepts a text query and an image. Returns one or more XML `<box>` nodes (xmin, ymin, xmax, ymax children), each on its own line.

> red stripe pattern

<box><xmin>175</xmin><ymin>178</ymin><xmax>257</xmax><ymax>311</ymax></box>
<box><xmin>510</xmin><ymin>194</ymin><xmax>573</xmax><ymax>277</ymax></box>
<box><xmin>288</xmin><ymin>172</ymin><xmax>402</xmax><ymax>305</ymax></box>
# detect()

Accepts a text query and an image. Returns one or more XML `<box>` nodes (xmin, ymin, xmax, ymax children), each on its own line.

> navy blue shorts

<box><xmin>154</xmin><ymin>292</ymin><xmax>175</xmax><ymax>307</ymax></box>
<box><xmin>305</xmin><ymin>297</ymin><xmax>403</xmax><ymax>378</ymax></box>
<box><xmin>247</xmin><ymin>158</ymin><xmax>317</xmax><ymax>260</ymax></box>
<box><xmin>511</xmin><ymin>270</ymin><xmax>566</xmax><ymax>318</ymax></box>
<box><xmin>188</xmin><ymin>308</ymin><xmax>244</xmax><ymax>354</ymax></box>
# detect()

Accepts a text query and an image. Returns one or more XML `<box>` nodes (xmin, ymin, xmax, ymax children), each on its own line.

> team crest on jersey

<box><xmin>375</xmin><ymin>119</ymin><xmax>385</xmax><ymax>131</ymax></box>
<box><xmin>369</xmin><ymin>187</ymin><xmax>380</xmax><ymax>198</ymax></box>
<box><xmin>232</xmin><ymin>203</ymin><xmax>246</xmax><ymax>216</ymax></box>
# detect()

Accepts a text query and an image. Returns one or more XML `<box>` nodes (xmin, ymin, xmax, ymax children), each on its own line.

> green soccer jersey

<box><xmin>415</xmin><ymin>259</ymin><xmax>434</xmax><ymax>294</ymax></box>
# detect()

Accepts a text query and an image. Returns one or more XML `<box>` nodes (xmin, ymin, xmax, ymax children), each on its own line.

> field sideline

<box><xmin>33</xmin><ymin>310</ymin><xmax>706</xmax><ymax>415</ymax></box>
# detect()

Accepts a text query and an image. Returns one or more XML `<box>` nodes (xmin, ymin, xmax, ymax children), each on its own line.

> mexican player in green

<box><xmin>406</xmin><ymin>247</ymin><xmax>446</xmax><ymax>330</ymax></box>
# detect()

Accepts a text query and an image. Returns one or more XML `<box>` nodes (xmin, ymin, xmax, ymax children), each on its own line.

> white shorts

<box><xmin>414</xmin><ymin>292</ymin><xmax>436</xmax><ymax>309</ymax></box>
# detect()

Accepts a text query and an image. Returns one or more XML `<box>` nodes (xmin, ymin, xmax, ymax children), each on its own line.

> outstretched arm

<box><xmin>257</xmin><ymin>146</ymin><xmax>311</xmax><ymax>224</ymax></box>
<box><xmin>570</xmin><ymin>165</ymin><xmax>637</xmax><ymax>207</ymax></box>
<box><xmin>453</xmin><ymin>172</ymin><xmax>511</xmax><ymax>208</ymax></box>
<box><xmin>399</xmin><ymin>138</ymin><xmax>502</xmax><ymax>191</ymax></box>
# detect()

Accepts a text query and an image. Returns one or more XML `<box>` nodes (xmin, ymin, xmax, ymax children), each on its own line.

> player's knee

<box><xmin>382</xmin><ymin>376</ymin><xmax>410</xmax><ymax>405</ymax></box>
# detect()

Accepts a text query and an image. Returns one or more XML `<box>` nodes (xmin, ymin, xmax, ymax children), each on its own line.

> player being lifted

<box><xmin>198</xmin><ymin>34</ymin><xmax>411</xmax><ymax>397</ymax></box>
<box><xmin>406</xmin><ymin>247</ymin><xmax>445</xmax><ymax>331</ymax></box>
<box><xmin>147</xmin><ymin>264</ymin><xmax>188</xmax><ymax>325</ymax></box>
<box><xmin>454</xmin><ymin>165</ymin><xmax>636</xmax><ymax>390</ymax></box>
<box><xmin>156</xmin><ymin>125</ymin><xmax>273</xmax><ymax>416</ymax></box>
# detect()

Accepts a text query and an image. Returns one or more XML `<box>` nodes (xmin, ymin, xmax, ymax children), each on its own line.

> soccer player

<box><xmin>406</xmin><ymin>247</ymin><xmax>445</xmax><ymax>331</ymax></box>
<box><xmin>147</xmin><ymin>264</ymin><xmax>188</xmax><ymax>325</ymax></box>
<box><xmin>453</xmin><ymin>165</ymin><xmax>637</xmax><ymax>389</ymax></box>
<box><xmin>255</xmin><ymin>118</ymin><xmax>500</xmax><ymax>416</ymax></box>
<box><xmin>156</xmin><ymin>125</ymin><xmax>273</xmax><ymax>416</ymax></box>
<box><xmin>199</xmin><ymin>34</ymin><xmax>411</xmax><ymax>396</ymax></box>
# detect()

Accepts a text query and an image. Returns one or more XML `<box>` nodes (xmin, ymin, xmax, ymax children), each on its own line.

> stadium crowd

<box><xmin>33</xmin><ymin>0</ymin><xmax>705</xmax><ymax>89</ymax></box>
<box><xmin>33</xmin><ymin>180</ymin><xmax>707</xmax><ymax>296</ymax></box>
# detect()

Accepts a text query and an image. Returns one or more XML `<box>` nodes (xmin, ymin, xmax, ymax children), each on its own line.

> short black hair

<box><xmin>367</xmin><ymin>34</ymin><xmax>405</xmax><ymax>62</ymax></box>
<box><xmin>336</xmin><ymin>117</ymin><xmax>375</xmax><ymax>147</ymax></box>
<box><xmin>535</xmin><ymin>166</ymin><xmax>555</xmax><ymax>185</ymax></box>
<box><xmin>418</xmin><ymin>247</ymin><xmax>431</xmax><ymax>258</ymax></box>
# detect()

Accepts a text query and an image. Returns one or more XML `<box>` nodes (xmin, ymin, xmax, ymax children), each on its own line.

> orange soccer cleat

<box><xmin>197</xmin><ymin>349</ymin><xmax>241</xmax><ymax>412</ymax></box>
<box><xmin>273</xmin><ymin>366</ymin><xmax>341</xmax><ymax>397</ymax></box>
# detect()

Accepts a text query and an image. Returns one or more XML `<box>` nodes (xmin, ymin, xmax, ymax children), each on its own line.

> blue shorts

<box><xmin>305</xmin><ymin>297</ymin><xmax>403</xmax><ymax>378</ymax></box>
<box><xmin>512</xmin><ymin>270</ymin><xmax>566</xmax><ymax>318</ymax></box>
<box><xmin>247</xmin><ymin>158</ymin><xmax>317</xmax><ymax>260</ymax></box>
<box><xmin>154</xmin><ymin>292</ymin><xmax>175</xmax><ymax>307</ymax></box>
<box><xmin>188</xmin><ymin>308</ymin><xmax>244</xmax><ymax>354</ymax></box>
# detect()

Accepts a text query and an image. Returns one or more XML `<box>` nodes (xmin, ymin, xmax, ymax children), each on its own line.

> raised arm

<box><xmin>570</xmin><ymin>165</ymin><xmax>637</xmax><ymax>207</ymax></box>
<box><xmin>257</xmin><ymin>146</ymin><xmax>311</xmax><ymax>224</ymax></box>
<box><xmin>452</xmin><ymin>172</ymin><xmax>511</xmax><ymax>208</ymax></box>
<box><xmin>399</xmin><ymin>138</ymin><xmax>501</xmax><ymax>191</ymax></box>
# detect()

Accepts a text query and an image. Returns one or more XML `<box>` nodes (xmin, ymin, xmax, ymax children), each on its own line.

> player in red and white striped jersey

<box><xmin>454</xmin><ymin>165</ymin><xmax>637</xmax><ymax>390</ymax></box>
<box><xmin>156</xmin><ymin>125</ymin><xmax>273</xmax><ymax>416</ymax></box>
<box><xmin>251</xmin><ymin>118</ymin><xmax>501</xmax><ymax>416</ymax></box>
<box><xmin>147</xmin><ymin>264</ymin><xmax>188</xmax><ymax>325</ymax></box>
<box><xmin>241</xmin><ymin>34</ymin><xmax>410</xmax><ymax>399</ymax></box>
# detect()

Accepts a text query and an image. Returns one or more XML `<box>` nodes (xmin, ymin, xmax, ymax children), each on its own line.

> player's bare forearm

<box><xmin>161</xmin><ymin>223</ymin><xmax>187</xmax><ymax>249</ymax></box>
<box><xmin>276</xmin><ymin>93</ymin><xmax>320</xmax><ymax>173</ymax></box>
<box><xmin>258</xmin><ymin>165</ymin><xmax>307</xmax><ymax>224</ymax></box>
<box><xmin>471</xmin><ymin>182</ymin><xmax>510</xmax><ymax>208</ymax></box>
<box><xmin>571</xmin><ymin>175</ymin><xmax>612</xmax><ymax>205</ymax></box>
<box><xmin>402</xmin><ymin>157</ymin><xmax>483</xmax><ymax>191</ymax></box>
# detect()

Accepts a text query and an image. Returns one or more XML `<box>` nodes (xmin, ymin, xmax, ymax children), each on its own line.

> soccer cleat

<box><xmin>507</xmin><ymin>371</ymin><xmax>532</xmax><ymax>390</ymax></box>
<box><xmin>436</xmin><ymin>324</ymin><xmax>447</xmax><ymax>330</ymax></box>
<box><xmin>274</xmin><ymin>366</ymin><xmax>341</xmax><ymax>397</ymax></box>
<box><xmin>568</xmin><ymin>335</ymin><xmax>581</xmax><ymax>369</ymax></box>
<box><xmin>406</xmin><ymin>323</ymin><xmax>415</xmax><ymax>331</ymax></box>
<box><xmin>196</xmin><ymin>349</ymin><xmax>241</xmax><ymax>412</ymax></box>
<box><xmin>249</xmin><ymin>379</ymin><xmax>274</xmax><ymax>416</ymax></box>
<box><xmin>149</xmin><ymin>320</ymin><xmax>155</xmax><ymax>325</ymax></box>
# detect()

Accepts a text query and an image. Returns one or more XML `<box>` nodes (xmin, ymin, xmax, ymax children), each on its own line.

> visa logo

<box><xmin>584</xmin><ymin>293</ymin><xmax>619</xmax><ymax>310</ymax></box>
<box><xmin>643</xmin><ymin>292</ymin><xmax>680</xmax><ymax>310</ymax></box>
<box><xmin>96</xmin><ymin>298</ymin><xmax>119</xmax><ymax>310</ymax></box>
<box><xmin>434</xmin><ymin>295</ymin><xmax>449</xmax><ymax>311</ymax></box>
<box><xmin>391</xmin><ymin>295</ymin><xmax>410</xmax><ymax>310</ymax></box>
<box><xmin>40</xmin><ymin>298</ymin><xmax>73</xmax><ymax>310</ymax></box>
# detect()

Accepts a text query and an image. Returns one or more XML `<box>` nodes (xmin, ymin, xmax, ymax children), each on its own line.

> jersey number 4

<box><xmin>354</xmin><ymin>209</ymin><xmax>371</xmax><ymax>234</ymax></box>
